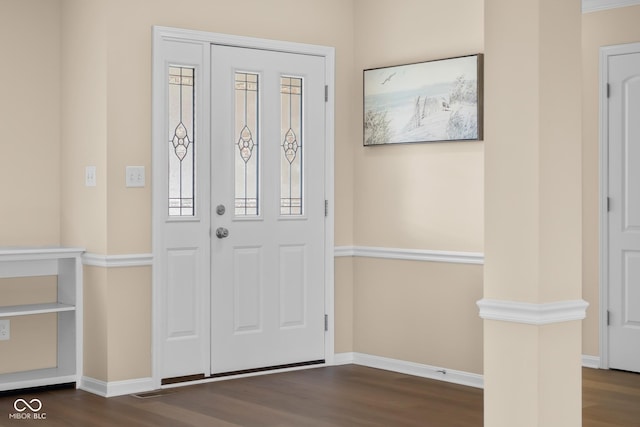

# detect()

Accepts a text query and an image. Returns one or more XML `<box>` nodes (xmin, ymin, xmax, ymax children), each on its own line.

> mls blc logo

<box><xmin>14</xmin><ymin>398</ymin><xmax>42</xmax><ymax>412</ymax></box>
<box><xmin>9</xmin><ymin>398</ymin><xmax>46</xmax><ymax>420</ymax></box>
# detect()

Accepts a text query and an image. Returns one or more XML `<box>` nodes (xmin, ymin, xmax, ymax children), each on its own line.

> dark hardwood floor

<box><xmin>583</xmin><ymin>367</ymin><xmax>640</xmax><ymax>427</ymax></box>
<box><xmin>0</xmin><ymin>365</ymin><xmax>638</xmax><ymax>426</ymax></box>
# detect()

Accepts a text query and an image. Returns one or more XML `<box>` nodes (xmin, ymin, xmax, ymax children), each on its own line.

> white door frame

<box><xmin>151</xmin><ymin>26</ymin><xmax>335</xmax><ymax>389</ymax></box>
<box><xmin>598</xmin><ymin>41</ymin><xmax>640</xmax><ymax>369</ymax></box>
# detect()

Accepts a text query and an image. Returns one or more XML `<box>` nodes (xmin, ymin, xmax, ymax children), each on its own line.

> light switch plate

<box><xmin>126</xmin><ymin>166</ymin><xmax>145</xmax><ymax>188</ymax></box>
<box><xmin>85</xmin><ymin>166</ymin><xmax>96</xmax><ymax>187</ymax></box>
<box><xmin>0</xmin><ymin>319</ymin><xmax>10</xmax><ymax>341</ymax></box>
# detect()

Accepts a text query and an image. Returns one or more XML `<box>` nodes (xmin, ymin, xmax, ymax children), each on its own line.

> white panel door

<box><xmin>210</xmin><ymin>45</ymin><xmax>326</xmax><ymax>374</ymax></box>
<box><xmin>608</xmin><ymin>51</ymin><xmax>640</xmax><ymax>372</ymax></box>
<box><xmin>155</xmin><ymin>39</ymin><xmax>212</xmax><ymax>379</ymax></box>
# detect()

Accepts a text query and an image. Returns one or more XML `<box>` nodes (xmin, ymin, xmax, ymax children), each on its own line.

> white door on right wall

<box><xmin>608</xmin><ymin>50</ymin><xmax>640</xmax><ymax>373</ymax></box>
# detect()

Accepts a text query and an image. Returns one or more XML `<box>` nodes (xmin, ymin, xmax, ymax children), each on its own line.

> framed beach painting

<box><xmin>363</xmin><ymin>54</ymin><xmax>483</xmax><ymax>145</ymax></box>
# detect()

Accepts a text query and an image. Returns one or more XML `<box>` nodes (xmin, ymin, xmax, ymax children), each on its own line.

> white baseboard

<box><xmin>334</xmin><ymin>352</ymin><xmax>484</xmax><ymax>389</ymax></box>
<box><xmin>582</xmin><ymin>355</ymin><xmax>601</xmax><ymax>369</ymax></box>
<box><xmin>334</xmin><ymin>352</ymin><xmax>603</xmax><ymax>389</ymax></box>
<box><xmin>79</xmin><ymin>377</ymin><xmax>107</xmax><ymax>396</ymax></box>
<box><xmin>79</xmin><ymin>353</ymin><xmax>601</xmax><ymax>397</ymax></box>
<box><xmin>80</xmin><ymin>376</ymin><xmax>154</xmax><ymax>397</ymax></box>
<box><xmin>333</xmin><ymin>352</ymin><xmax>356</xmax><ymax>365</ymax></box>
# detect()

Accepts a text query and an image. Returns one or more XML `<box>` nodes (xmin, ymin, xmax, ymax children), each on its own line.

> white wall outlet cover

<box><xmin>126</xmin><ymin>166</ymin><xmax>145</xmax><ymax>188</ymax></box>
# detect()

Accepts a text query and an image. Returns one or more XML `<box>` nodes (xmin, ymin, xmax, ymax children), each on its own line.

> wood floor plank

<box><xmin>0</xmin><ymin>366</ymin><xmax>638</xmax><ymax>426</ymax></box>
<box><xmin>583</xmin><ymin>368</ymin><xmax>640</xmax><ymax>427</ymax></box>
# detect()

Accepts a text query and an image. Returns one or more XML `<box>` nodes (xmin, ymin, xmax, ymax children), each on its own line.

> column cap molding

<box><xmin>477</xmin><ymin>298</ymin><xmax>589</xmax><ymax>325</ymax></box>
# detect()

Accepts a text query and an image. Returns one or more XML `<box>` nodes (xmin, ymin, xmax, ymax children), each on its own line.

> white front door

<box><xmin>607</xmin><ymin>50</ymin><xmax>640</xmax><ymax>373</ymax></box>
<box><xmin>209</xmin><ymin>45</ymin><xmax>326</xmax><ymax>374</ymax></box>
<box><xmin>152</xmin><ymin>29</ymin><xmax>331</xmax><ymax>382</ymax></box>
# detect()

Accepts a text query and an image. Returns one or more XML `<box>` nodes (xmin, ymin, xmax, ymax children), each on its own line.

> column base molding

<box><xmin>80</xmin><ymin>376</ymin><xmax>154</xmax><ymax>397</ymax></box>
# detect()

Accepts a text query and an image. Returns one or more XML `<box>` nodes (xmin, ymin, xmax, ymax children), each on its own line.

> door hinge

<box><xmin>607</xmin><ymin>83</ymin><xmax>610</xmax><ymax>98</ymax></box>
<box><xmin>325</xmin><ymin>200</ymin><xmax>328</xmax><ymax>217</ymax></box>
<box><xmin>607</xmin><ymin>310</ymin><xmax>610</xmax><ymax>326</ymax></box>
<box><xmin>324</xmin><ymin>314</ymin><xmax>328</xmax><ymax>331</ymax></box>
<box><xmin>325</xmin><ymin>85</ymin><xmax>328</xmax><ymax>102</ymax></box>
<box><xmin>607</xmin><ymin>197</ymin><xmax>611</xmax><ymax>212</ymax></box>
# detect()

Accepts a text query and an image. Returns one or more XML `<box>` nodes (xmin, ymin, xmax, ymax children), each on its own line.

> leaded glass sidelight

<box><xmin>280</xmin><ymin>77</ymin><xmax>303</xmax><ymax>215</ymax></box>
<box><xmin>168</xmin><ymin>66</ymin><xmax>195</xmax><ymax>216</ymax></box>
<box><xmin>234</xmin><ymin>72</ymin><xmax>259</xmax><ymax>216</ymax></box>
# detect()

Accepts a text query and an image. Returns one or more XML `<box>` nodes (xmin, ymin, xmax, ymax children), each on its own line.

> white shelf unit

<box><xmin>0</xmin><ymin>247</ymin><xmax>83</xmax><ymax>391</ymax></box>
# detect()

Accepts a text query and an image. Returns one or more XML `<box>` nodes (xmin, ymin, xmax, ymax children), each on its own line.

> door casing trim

<box><xmin>599</xmin><ymin>41</ymin><xmax>640</xmax><ymax>369</ymax></box>
<box><xmin>151</xmin><ymin>26</ymin><xmax>335</xmax><ymax>389</ymax></box>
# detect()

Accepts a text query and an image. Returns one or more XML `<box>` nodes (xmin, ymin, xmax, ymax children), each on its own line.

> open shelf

<box><xmin>0</xmin><ymin>303</ymin><xmax>76</xmax><ymax>317</ymax></box>
<box><xmin>0</xmin><ymin>247</ymin><xmax>83</xmax><ymax>392</ymax></box>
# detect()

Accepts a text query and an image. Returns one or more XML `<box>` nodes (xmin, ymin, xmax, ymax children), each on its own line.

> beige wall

<box><xmin>63</xmin><ymin>0</ymin><xmax>356</xmax><ymax>381</ymax></box>
<box><xmin>354</xmin><ymin>258</ymin><xmax>483</xmax><ymax>373</ymax></box>
<box><xmin>5</xmin><ymin>0</ymin><xmax>639</xmax><ymax>385</ymax></box>
<box><xmin>61</xmin><ymin>0</ymin><xmax>356</xmax><ymax>255</ymax></box>
<box><xmin>353</xmin><ymin>0</ymin><xmax>484</xmax><ymax>252</ymax></box>
<box><xmin>0</xmin><ymin>0</ymin><xmax>61</xmax><ymax>246</ymax></box>
<box><xmin>335</xmin><ymin>257</ymin><xmax>354</xmax><ymax>353</ymax></box>
<box><xmin>83</xmin><ymin>266</ymin><xmax>108</xmax><ymax>380</ymax></box>
<box><xmin>581</xmin><ymin>4</ymin><xmax>640</xmax><ymax>358</ymax></box>
<box><xmin>71</xmin><ymin>264</ymin><xmax>151</xmax><ymax>383</ymax></box>
<box><xmin>61</xmin><ymin>0</ymin><xmax>108</xmax><ymax>253</ymax></box>
<box><xmin>102</xmin><ymin>0</ymin><xmax>356</xmax><ymax>255</ymax></box>
<box><xmin>0</xmin><ymin>277</ymin><xmax>57</xmax><ymax>373</ymax></box>
<box><xmin>106</xmin><ymin>267</ymin><xmax>151</xmax><ymax>382</ymax></box>
<box><xmin>350</xmin><ymin>0</ymin><xmax>484</xmax><ymax>374</ymax></box>
<box><xmin>1</xmin><ymin>0</ymin><xmax>356</xmax><ymax>384</ymax></box>
<box><xmin>0</xmin><ymin>0</ymin><xmax>61</xmax><ymax>374</ymax></box>
<box><xmin>3</xmin><ymin>0</ymin><xmax>484</xmax><ymax>381</ymax></box>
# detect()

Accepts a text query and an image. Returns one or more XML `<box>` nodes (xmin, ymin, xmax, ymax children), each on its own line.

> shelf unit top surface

<box><xmin>0</xmin><ymin>247</ymin><xmax>85</xmax><ymax>258</ymax></box>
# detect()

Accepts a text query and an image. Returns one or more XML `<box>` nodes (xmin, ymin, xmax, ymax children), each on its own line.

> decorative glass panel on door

<box><xmin>280</xmin><ymin>77</ymin><xmax>303</xmax><ymax>215</ymax></box>
<box><xmin>234</xmin><ymin>72</ymin><xmax>259</xmax><ymax>216</ymax></box>
<box><xmin>168</xmin><ymin>66</ymin><xmax>195</xmax><ymax>216</ymax></box>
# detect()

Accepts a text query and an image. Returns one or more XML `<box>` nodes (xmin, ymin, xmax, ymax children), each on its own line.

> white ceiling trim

<box><xmin>583</xmin><ymin>0</ymin><xmax>640</xmax><ymax>13</ymax></box>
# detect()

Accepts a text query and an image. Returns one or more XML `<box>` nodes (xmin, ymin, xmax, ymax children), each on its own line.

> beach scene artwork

<box><xmin>364</xmin><ymin>55</ymin><xmax>482</xmax><ymax>145</ymax></box>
